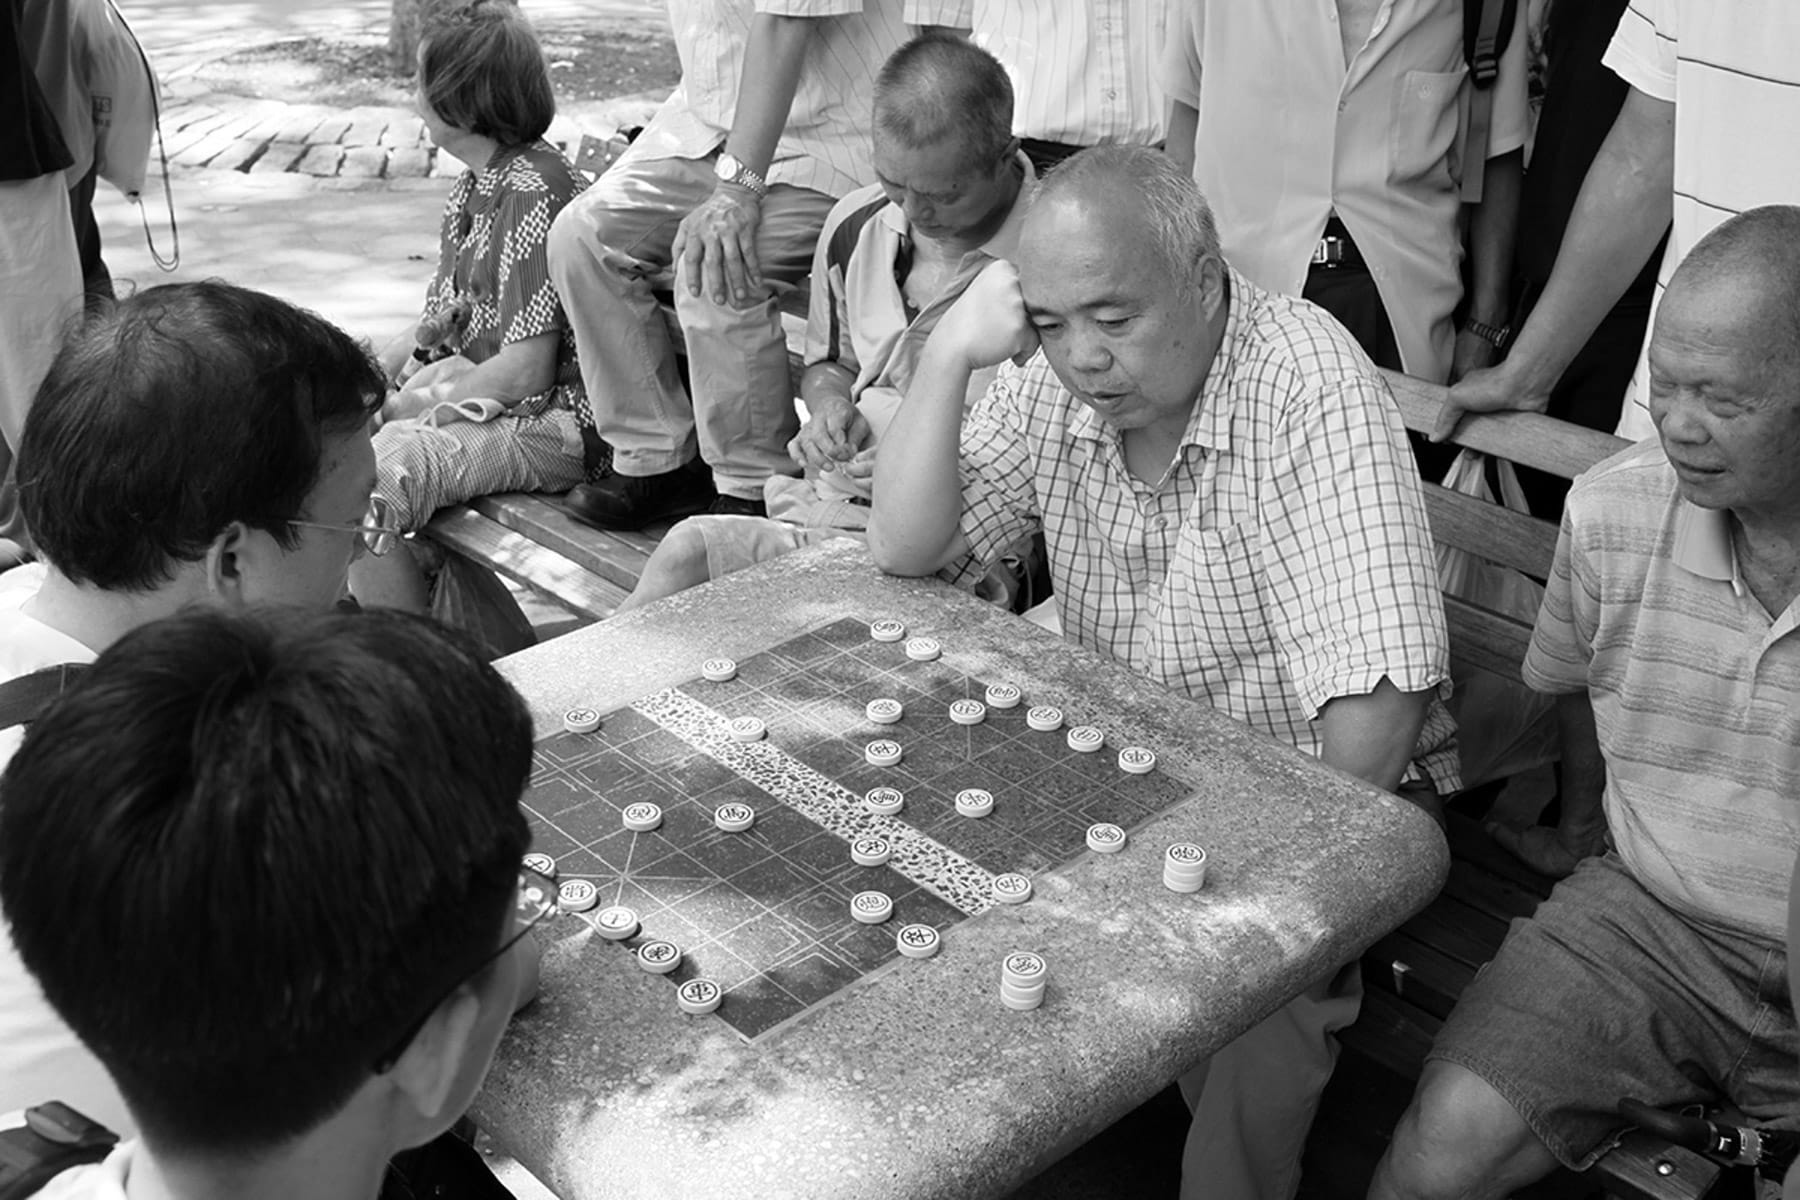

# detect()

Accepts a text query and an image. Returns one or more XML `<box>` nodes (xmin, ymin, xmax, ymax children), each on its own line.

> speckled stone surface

<box><xmin>479</xmin><ymin>541</ymin><xmax>1448</xmax><ymax>1199</ymax></box>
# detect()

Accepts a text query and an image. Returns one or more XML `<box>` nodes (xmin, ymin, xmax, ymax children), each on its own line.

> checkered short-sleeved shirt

<box><xmin>948</xmin><ymin>268</ymin><xmax>1458</xmax><ymax>790</ymax></box>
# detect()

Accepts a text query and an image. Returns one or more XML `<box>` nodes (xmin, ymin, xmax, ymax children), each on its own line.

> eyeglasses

<box><xmin>371</xmin><ymin>866</ymin><xmax>560</xmax><ymax>1074</ymax></box>
<box><xmin>288</xmin><ymin>494</ymin><xmax>402</xmax><ymax>558</ymax></box>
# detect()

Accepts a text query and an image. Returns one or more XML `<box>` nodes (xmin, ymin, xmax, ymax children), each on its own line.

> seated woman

<box><xmin>354</xmin><ymin>0</ymin><xmax>606</xmax><ymax>613</ymax></box>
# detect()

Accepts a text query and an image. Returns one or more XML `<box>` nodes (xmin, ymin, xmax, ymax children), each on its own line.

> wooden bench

<box><xmin>1337</xmin><ymin>370</ymin><xmax>1729</xmax><ymax>1200</ymax></box>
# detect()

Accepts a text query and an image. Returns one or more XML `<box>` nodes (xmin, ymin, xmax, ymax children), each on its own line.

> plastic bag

<box><xmin>1437</xmin><ymin>449</ymin><xmax>1560</xmax><ymax>788</ymax></box>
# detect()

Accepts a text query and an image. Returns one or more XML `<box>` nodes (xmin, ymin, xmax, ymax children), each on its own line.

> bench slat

<box><xmin>422</xmin><ymin>507</ymin><xmax>626</xmax><ymax>622</ymax></box>
<box><xmin>468</xmin><ymin>493</ymin><xmax>659</xmax><ymax>597</ymax></box>
<box><xmin>1444</xmin><ymin>597</ymin><xmax>1534</xmax><ymax>680</ymax></box>
<box><xmin>1382</xmin><ymin>368</ymin><xmax>1631</xmax><ymax>481</ymax></box>
<box><xmin>1423</xmin><ymin>481</ymin><xmax>1561</xmax><ymax>579</ymax></box>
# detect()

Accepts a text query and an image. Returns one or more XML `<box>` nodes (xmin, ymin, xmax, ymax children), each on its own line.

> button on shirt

<box><xmin>968</xmin><ymin>0</ymin><xmax>1168</xmax><ymax>147</ymax></box>
<box><xmin>1523</xmin><ymin>441</ymin><xmax>1800</xmax><ymax>946</ymax></box>
<box><xmin>947</xmin><ymin>268</ymin><xmax>1458</xmax><ymax>791</ymax></box>
<box><xmin>632</xmin><ymin>0</ymin><xmax>968</xmax><ymax>200</ymax></box>
<box><xmin>1161</xmin><ymin>0</ymin><xmax>1529</xmax><ymax>383</ymax></box>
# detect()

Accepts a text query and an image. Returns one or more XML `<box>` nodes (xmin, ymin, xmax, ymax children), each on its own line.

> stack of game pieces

<box><xmin>1000</xmin><ymin>951</ymin><xmax>1048</xmax><ymax>1011</ymax></box>
<box><xmin>955</xmin><ymin>787</ymin><xmax>994</xmax><ymax>818</ymax></box>
<box><xmin>594</xmin><ymin>906</ymin><xmax>639</xmax><ymax>941</ymax></box>
<box><xmin>1085</xmin><ymin>822</ymin><xmax>1127</xmax><ymax>854</ymax></box>
<box><xmin>896</xmin><ymin>923</ymin><xmax>941</xmax><ymax>959</ymax></box>
<box><xmin>1163</xmin><ymin>842</ymin><xmax>1208</xmax><ymax>893</ymax></box>
<box><xmin>850</xmin><ymin>890</ymin><xmax>893</xmax><ymax>924</ymax></box>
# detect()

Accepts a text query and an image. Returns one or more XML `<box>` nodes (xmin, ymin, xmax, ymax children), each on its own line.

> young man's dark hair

<box><xmin>0</xmin><ymin>607</ymin><xmax>535</xmax><ymax>1175</ymax></box>
<box><xmin>418</xmin><ymin>0</ymin><xmax>555</xmax><ymax>148</ymax></box>
<box><xmin>18</xmin><ymin>279</ymin><xmax>385</xmax><ymax>592</ymax></box>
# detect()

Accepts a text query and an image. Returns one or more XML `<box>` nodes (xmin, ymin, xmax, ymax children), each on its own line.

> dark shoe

<box><xmin>704</xmin><ymin>494</ymin><xmax>767</xmax><ymax>518</ymax></box>
<box><xmin>562</xmin><ymin>460</ymin><xmax>714</xmax><ymax>531</ymax></box>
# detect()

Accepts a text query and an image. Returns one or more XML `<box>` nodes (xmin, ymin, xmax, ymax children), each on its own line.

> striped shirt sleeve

<box><xmin>905</xmin><ymin>0</ymin><xmax>971</xmax><ymax>27</ymax></box>
<box><xmin>757</xmin><ymin>0</ymin><xmax>863</xmax><ymax>15</ymax></box>
<box><xmin>1604</xmin><ymin>1</ymin><xmax>1678</xmax><ymax>103</ymax></box>
<box><xmin>1161</xmin><ymin>2</ymin><xmax>1201</xmax><ymax>110</ymax></box>
<box><xmin>1522</xmin><ymin>506</ymin><xmax>1600</xmax><ymax>695</ymax></box>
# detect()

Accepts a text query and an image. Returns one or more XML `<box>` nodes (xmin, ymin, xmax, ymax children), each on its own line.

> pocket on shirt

<box><xmin>1165</xmin><ymin>522</ymin><xmax>1276</xmax><ymax>659</ymax></box>
<box><xmin>1387</xmin><ymin>68</ymin><xmax>1466</xmax><ymax>190</ymax></box>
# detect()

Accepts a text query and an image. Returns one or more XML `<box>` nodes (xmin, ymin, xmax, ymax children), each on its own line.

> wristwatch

<box><xmin>1465</xmin><ymin>318</ymin><xmax>1512</xmax><ymax>352</ymax></box>
<box><xmin>713</xmin><ymin>151</ymin><xmax>768</xmax><ymax>198</ymax></box>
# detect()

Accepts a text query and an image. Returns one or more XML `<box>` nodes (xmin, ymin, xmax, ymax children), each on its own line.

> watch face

<box><xmin>715</xmin><ymin>152</ymin><xmax>741</xmax><ymax>181</ymax></box>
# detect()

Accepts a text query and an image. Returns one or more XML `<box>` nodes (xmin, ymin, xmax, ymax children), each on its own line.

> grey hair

<box><xmin>873</xmin><ymin>30</ymin><xmax>1014</xmax><ymax>171</ymax></box>
<box><xmin>1036</xmin><ymin>145</ymin><xmax>1220</xmax><ymax>284</ymax></box>
<box><xmin>1668</xmin><ymin>204</ymin><xmax>1800</xmax><ymax>368</ymax></box>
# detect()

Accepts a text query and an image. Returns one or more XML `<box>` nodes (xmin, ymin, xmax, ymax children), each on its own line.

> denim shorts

<box><xmin>1429</xmin><ymin>852</ymin><xmax>1800</xmax><ymax>1171</ymax></box>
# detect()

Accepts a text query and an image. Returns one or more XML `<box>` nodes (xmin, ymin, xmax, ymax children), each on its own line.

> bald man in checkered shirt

<box><xmin>869</xmin><ymin>145</ymin><xmax>1456</xmax><ymax>1200</ymax></box>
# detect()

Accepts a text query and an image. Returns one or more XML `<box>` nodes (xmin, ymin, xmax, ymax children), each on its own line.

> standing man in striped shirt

<box><xmin>1437</xmin><ymin>0</ymin><xmax>1800</xmax><ymax>443</ymax></box>
<box><xmin>1372</xmin><ymin>207</ymin><xmax>1800</xmax><ymax>1200</ymax></box>
<box><xmin>869</xmin><ymin>146</ymin><xmax>1457</xmax><ymax>1200</ymax></box>
<box><xmin>969</xmin><ymin>0</ymin><xmax>1167</xmax><ymax>173</ymax></box>
<box><xmin>548</xmin><ymin>0</ymin><xmax>965</xmax><ymax>532</ymax></box>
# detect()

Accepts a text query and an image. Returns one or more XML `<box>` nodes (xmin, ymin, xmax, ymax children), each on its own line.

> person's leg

<box><xmin>547</xmin><ymin>149</ymin><xmax>714</xmax><ymax>478</ymax></box>
<box><xmin>675</xmin><ymin>183</ymin><xmax>835</xmax><ymax>502</ymax></box>
<box><xmin>1369</xmin><ymin>1062</ymin><xmax>1561</xmax><ymax>1200</ymax></box>
<box><xmin>1373</xmin><ymin>853</ymin><xmax>1772</xmax><ymax>1198</ymax></box>
<box><xmin>1178</xmin><ymin>961</ymin><xmax>1361</xmax><ymax>1200</ymax></box>
<box><xmin>353</xmin><ymin>409</ymin><xmax>587</xmax><ymax>608</ymax></box>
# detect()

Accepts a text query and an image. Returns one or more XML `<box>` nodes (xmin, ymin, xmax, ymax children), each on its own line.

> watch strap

<box><xmin>1465</xmin><ymin>318</ymin><xmax>1511</xmax><ymax>351</ymax></box>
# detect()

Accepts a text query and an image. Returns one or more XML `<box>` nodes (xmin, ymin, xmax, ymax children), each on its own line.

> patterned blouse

<box><xmin>425</xmin><ymin>140</ymin><xmax>588</xmax><ymax>424</ymax></box>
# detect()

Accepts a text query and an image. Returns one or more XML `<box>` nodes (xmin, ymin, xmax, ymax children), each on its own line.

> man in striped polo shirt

<box><xmin>1372</xmin><ymin>207</ymin><xmax>1800</xmax><ymax>1198</ymax></box>
<box><xmin>619</xmin><ymin>31</ymin><xmax>1034</xmax><ymax>609</ymax></box>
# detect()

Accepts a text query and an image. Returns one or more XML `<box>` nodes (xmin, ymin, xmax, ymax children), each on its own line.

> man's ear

<box><xmin>205</xmin><ymin>523</ymin><xmax>251</xmax><ymax>605</ymax></box>
<box><xmin>385</xmin><ymin>987</ymin><xmax>486</xmax><ymax>1124</ymax></box>
<box><xmin>1196</xmin><ymin>253</ymin><xmax>1226</xmax><ymax>318</ymax></box>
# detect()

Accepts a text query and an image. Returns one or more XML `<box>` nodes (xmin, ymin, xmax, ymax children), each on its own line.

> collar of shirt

<box><xmin>1063</xmin><ymin>265</ymin><xmax>1254</xmax><ymax>460</ymax></box>
<box><xmin>1669</xmin><ymin>496</ymin><xmax>1738</xmax><ymax>590</ymax></box>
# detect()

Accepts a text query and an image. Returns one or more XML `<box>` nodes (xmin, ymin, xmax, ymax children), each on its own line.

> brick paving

<box><xmin>157</xmin><ymin>95</ymin><xmax>598</xmax><ymax>180</ymax></box>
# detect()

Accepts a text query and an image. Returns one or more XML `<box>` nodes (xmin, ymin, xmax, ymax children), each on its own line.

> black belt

<box><xmin>1310</xmin><ymin>219</ymin><xmax>1367</xmax><ymax>270</ymax></box>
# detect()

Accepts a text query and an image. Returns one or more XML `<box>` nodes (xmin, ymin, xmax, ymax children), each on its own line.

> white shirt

<box><xmin>970</xmin><ymin>0</ymin><xmax>1168</xmax><ymax>147</ymax></box>
<box><xmin>26</xmin><ymin>1139</ymin><xmax>135</xmax><ymax>1199</ymax></box>
<box><xmin>0</xmin><ymin>567</ymin><xmax>127</xmax><ymax>1137</ymax></box>
<box><xmin>1163</xmin><ymin>0</ymin><xmax>1529</xmax><ymax>383</ymax></box>
<box><xmin>630</xmin><ymin>0</ymin><xmax>967</xmax><ymax>199</ymax></box>
<box><xmin>1604</xmin><ymin>0</ymin><xmax>1800</xmax><ymax>440</ymax></box>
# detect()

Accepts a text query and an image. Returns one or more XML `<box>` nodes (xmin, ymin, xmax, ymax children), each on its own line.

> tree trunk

<box><xmin>389</xmin><ymin>0</ymin><xmax>519</xmax><ymax>75</ymax></box>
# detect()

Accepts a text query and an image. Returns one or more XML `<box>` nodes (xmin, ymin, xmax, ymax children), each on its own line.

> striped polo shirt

<box><xmin>1605</xmin><ymin>1</ymin><xmax>1800</xmax><ymax>439</ymax></box>
<box><xmin>1523</xmin><ymin>440</ymin><xmax>1800</xmax><ymax>946</ymax></box>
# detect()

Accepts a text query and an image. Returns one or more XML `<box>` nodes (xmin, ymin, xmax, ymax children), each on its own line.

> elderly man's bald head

<box><xmin>1029</xmin><ymin>146</ymin><xmax>1222</xmax><ymax>288</ymax></box>
<box><xmin>1664</xmin><ymin>205</ymin><xmax>1800</xmax><ymax>369</ymax></box>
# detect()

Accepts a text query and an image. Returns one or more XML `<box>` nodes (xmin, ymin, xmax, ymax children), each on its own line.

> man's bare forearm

<box><xmin>867</xmin><ymin>341</ymin><xmax>972</xmax><ymax>575</ymax></box>
<box><xmin>1465</xmin><ymin>149</ymin><xmax>1521</xmax><ymax>328</ymax></box>
<box><xmin>1317</xmin><ymin>677</ymin><xmax>1431</xmax><ymax>794</ymax></box>
<box><xmin>1504</xmin><ymin>89</ymin><xmax>1673</xmax><ymax>395</ymax></box>
<box><xmin>726</xmin><ymin>14</ymin><xmax>814</xmax><ymax>178</ymax></box>
<box><xmin>1165</xmin><ymin>100</ymin><xmax>1198</xmax><ymax>177</ymax></box>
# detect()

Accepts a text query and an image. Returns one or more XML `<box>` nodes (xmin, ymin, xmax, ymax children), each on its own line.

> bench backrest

<box><xmin>1379</xmin><ymin>369</ymin><xmax>1630</xmax><ymax>683</ymax></box>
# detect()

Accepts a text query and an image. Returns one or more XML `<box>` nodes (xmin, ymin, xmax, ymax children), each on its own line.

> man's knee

<box><xmin>1375</xmin><ymin>1062</ymin><xmax>1556</xmax><ymax>1200</ymax></box>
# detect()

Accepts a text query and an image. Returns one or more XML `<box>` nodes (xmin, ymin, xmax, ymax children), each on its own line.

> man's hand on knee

<box><xmin>673</xmin><ymin>186</ymin><xmax>764</xmax><ymax>305</ymax></box>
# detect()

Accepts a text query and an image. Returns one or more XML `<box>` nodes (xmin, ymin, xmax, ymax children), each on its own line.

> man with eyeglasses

<box><xmin>0</xmin><ymin>607</ymin><xmax>544</xmax><ymax>1200</ymax></box>
<box><xmin>0</xmin><ymin>280</ymin><xmax>393</xmax><ymax>1132</ymax></box>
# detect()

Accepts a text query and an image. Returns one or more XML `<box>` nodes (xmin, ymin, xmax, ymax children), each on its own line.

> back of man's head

<box><xmin>0</xmin><ymin>607</ymin><xmax>534</xmax><ymax>1158</ymax></box>
<box><xmin>874</xmin><ymin>29</ymin><xmax>1014</xmax><ymax>171</ymax></box>
<box><xmin>19</xmin><ymin>281</ymin><xmax>385</xmax><ymax>593</ymax></box>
